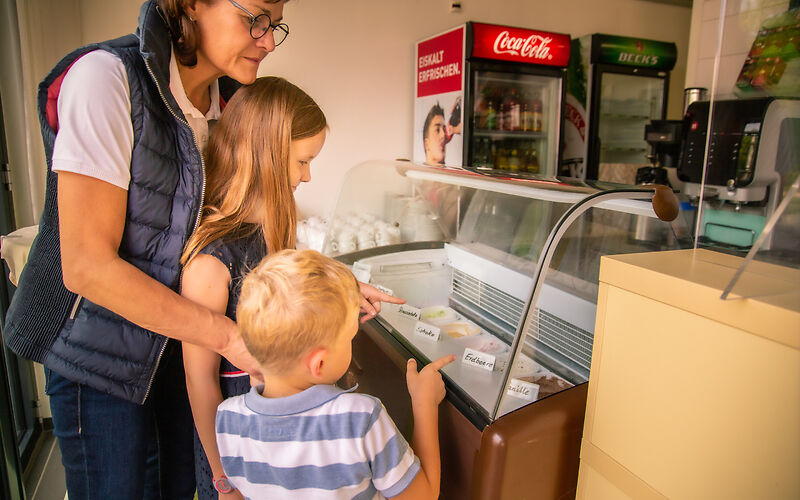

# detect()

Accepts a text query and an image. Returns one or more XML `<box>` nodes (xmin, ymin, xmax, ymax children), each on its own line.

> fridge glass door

<box><xmin>471</xmin><ymin>71</ymin><xmax>561</xmax><ymax>177</ymax></box>
<box><xmin>596</xmin><ymin>72</ymin><xmax>665</xmax><ymax>170</ymax></box>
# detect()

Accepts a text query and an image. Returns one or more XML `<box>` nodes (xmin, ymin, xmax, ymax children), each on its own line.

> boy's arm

<box><xmin>181</xmin><ymin>254</ymin><xmax>242</xmax><ymax>497</ymax></box>
<box><xmin>391</xmin><ymin>355</ymin><xmax>455</xmax><ymax>500</ymax></box>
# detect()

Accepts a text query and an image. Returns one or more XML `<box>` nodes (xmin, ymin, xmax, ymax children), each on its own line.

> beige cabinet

<box><xmin>577</xmin><ymin>249</ymin><xmax>800</xmax><ymax>500</ymax></box>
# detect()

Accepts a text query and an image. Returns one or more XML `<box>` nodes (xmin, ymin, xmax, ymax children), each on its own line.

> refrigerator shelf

<box><xmin>599</xmin><ymin>113</ymin><xmax>651</xmax><ymax>120</ymax></box>
<box><xmin>600</xmin><ymin>145</ymin><xmax>648</xmax><ymax>152</ymax></box>
<box><xmin>473</xmin><ymin>130</ymin><xmax>547</xmax><ymax>139</ymax></box>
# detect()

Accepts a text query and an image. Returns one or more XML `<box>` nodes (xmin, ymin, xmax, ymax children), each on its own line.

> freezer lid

<box><xmin>590</xmin><ymin>33</ymin><xmax>677</xmax><ymax>70</ymax></box>
<box><xmin>467</xmin><ymin>22</ymin><xmax>570</xmax><ymax>68</ymax></box>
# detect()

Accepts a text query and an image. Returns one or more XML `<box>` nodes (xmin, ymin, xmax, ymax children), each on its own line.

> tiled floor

<box><xmin>23</xmin><ymin>429</ymin><xmax>67</xmax><ymax>500</ymax></box>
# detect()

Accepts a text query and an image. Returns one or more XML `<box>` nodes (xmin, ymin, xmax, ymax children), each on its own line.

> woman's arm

<box><xmin>180</xmin><ymin>253</ymin><xmax>244</xmax><ymax>498</ymax></box>
<box><xmin>57</xmin><ymin>171</ymin><xmax>260</xmax><ymax>376</ymax></box>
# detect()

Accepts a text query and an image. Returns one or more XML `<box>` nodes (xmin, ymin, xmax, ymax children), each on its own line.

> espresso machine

<box><xmin>677</xmin><ymin>97</ymin><xmax>800</xmax><ymax>250</ymax></box>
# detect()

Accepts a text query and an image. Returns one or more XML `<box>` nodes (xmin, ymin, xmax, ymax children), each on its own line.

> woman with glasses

<box><xmin>1</xmin><ymin>1</ymin><xmax>394</xmax><ymax>499</ymax></box>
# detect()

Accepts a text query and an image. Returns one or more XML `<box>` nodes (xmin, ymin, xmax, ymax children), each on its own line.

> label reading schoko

<box><xmin>414</xmin><ymin>322</ymin><xmax>441</xmax><ymax>341</ymax></box>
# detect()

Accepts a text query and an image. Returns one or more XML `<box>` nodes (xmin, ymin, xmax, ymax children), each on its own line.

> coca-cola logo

<box><xmin>492</xmin><ymin>31</ymin><xmax>553</xmax><ymax>61</ymax></box>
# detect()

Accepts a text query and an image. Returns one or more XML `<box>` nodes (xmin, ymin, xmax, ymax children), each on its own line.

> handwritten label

<box><xmin>461</xmin><ymin>347</ymin><xmax>495</xmax><ymax>371</ymax></box>
<box><xmin>397</xmin><ymin>304</ymin><xmax>421</xmax><ymax>321</ymax></box>
<box><xmin>373</xmin><ymin>284</ymin><xmax>393</xmax><ymax>296</ymax></box>
<box><xmin>414</xmin><ymin>321</ymin><xmax>441</xmax><ymax>341</ymax></box>
<box><xmin>351</xmin><ymin>262</ymin><xmax>371</xmax><ymax>283</ymax></box>
<box><xmin>507</xmin><ymin>378</ymin><xmax>540</xmax><ymax>401</ymax></box>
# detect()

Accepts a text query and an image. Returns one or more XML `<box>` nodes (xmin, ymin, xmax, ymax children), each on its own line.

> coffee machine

<box><xmin>677</xmin><ymin>97</ymin><xmax>800</xmax><ymax>249</ymax></box>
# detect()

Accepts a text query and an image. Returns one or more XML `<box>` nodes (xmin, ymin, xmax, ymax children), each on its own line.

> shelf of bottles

<box><xmin>470</xmin><ymin>73</ymin><xmax>551</xmax><ymax>175</ymax></box>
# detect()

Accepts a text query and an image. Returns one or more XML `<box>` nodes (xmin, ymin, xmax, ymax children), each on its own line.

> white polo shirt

<box><xmin>52</xmin><ymin>48</ymin><xmax>221</xmax><ymax>190</ymax></box>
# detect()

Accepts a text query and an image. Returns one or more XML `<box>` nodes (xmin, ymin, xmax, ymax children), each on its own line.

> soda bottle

<box><xmin>527</xmin><ymin>147</ymin><xmax>540</xmax><ymax>173</ymax></box>
<box><xmin>531</xmin><ymin>98</ymin><xmax>543</xmax><ymax>132</ymax></box>
<box><xmin>521</xmin><ymin>96</ymin><xmax>534</xmax><ymax>132</ymax></box>
<box><xmin>508</xmin><ymin>147</ymin><xmax>520</xmax><ymax>171</ymax></box>
<box><xmin>485</xmin><ymin>100</ymin><xmax>497</xmax><ymax>130</ymax></box>
<box><xmin>450</xmin><ymin>97</ymin><xmax>462</xmax><ymax>128</ymax></box>
<box><xmin>504</xmin><ymin>88</ymin><xmax>521</xmax><ymax>131</ymax></box>
<box><xmin>474</xmin><ymin>92</ymin><xmax>486</xmax><ymax>129</ymax></box>
<box><xmin>496</xmin><ymin>141</ymin><xmax>509</xmax><ymax>170</ymax></box>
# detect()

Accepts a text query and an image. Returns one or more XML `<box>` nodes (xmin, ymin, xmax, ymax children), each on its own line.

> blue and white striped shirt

<box><xmin>216</xmin><ymin>384</ymin><xmax>420</xmax><ymax>499</ymax></box>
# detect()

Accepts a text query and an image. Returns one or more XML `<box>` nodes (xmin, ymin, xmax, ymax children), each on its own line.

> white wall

<box><xmin>76</xmin><ymin>0</ymin><xmax>692</xmax><ymax>218</ymax></box>
<box><xmin>686</xmin><ymin>0</ymin><xmax>791</xmax><ymax>98</ymax></box>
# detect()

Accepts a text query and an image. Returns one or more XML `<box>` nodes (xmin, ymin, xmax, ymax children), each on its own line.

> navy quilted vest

<box><xmin>2</xmin><ymin>0</ymin><xmax>240</xmax><ymax>403</ymax></box>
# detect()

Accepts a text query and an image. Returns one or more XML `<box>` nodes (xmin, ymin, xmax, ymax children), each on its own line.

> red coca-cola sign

<box><xmin>470</xmin><ymin>22</ymin><xmax>570</xmax><ymax>67</ymax></box>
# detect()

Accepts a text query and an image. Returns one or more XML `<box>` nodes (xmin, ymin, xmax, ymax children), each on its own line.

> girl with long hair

<box><xmin>180</xmin><ymin>76</ymin><xmax>402</xmax><ymax>499</ymax></box>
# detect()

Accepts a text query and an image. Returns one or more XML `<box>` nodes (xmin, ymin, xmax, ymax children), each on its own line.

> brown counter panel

<box><xmin>472</xmin><ymin>383</ymin><xmax>588</xmax><ymax>500</ymax></box>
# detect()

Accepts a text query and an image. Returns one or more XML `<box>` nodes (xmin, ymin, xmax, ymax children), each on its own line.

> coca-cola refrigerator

<box><xmin>414</xmin><ymin>22</ymin><xmax>570</xmax><ymax>178</ymax></box>
<box><xmin>560</xmin><ymin>34</ymin><xmax>678</xmax><ymax>182</ymax></box>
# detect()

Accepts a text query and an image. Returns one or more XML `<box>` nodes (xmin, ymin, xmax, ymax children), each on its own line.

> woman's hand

<box><xmin>357</xmin><ymin>281</ymin><xmax>406</xmax><ymax>323</ymax></box>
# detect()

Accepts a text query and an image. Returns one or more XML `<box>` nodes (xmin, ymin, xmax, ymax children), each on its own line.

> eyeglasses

<box><xmin>227</xmin><ymin>0</ymin><xmax>289</xmax><ymax>45</ymax></box>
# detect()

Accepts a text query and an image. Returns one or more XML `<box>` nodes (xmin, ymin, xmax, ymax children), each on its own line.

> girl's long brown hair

<box><xmin>181</xmin><ymin>77</ymin><xmax>327</xmax><ymax>265</ymax></box>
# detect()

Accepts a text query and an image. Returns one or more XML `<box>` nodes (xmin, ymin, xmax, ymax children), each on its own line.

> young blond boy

<box><xmin>215</xmin><ymin>249</ymin><xmax>454</xmax><ymax>499</ymax></box>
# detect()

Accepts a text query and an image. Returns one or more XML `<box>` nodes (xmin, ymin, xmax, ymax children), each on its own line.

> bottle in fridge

<box><xmin>414</xmin><ymin>22</ymin><xmax>570</xmax><ymax>178</ymax></box>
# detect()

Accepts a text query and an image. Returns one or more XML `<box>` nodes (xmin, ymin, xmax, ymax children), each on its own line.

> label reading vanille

<box><xmin>507</xmin><ymin>378</ymin><xmax>540</xmax><ymax>401</ymax></box>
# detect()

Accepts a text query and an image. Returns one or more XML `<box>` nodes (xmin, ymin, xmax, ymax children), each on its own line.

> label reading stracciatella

<box><xmin>414</xmin><ymin>321</ymin><xmax>441</xmax><ymax>341</ymax></box>
<box><xmin>462</xmin><ymin>347</ymin><xmax>495</xmax><ymax>371</ymax></box>
<box><xmin>397</xmin><ymin>304</ymin><xmax>421</xmax><ymax>321</ymax></box>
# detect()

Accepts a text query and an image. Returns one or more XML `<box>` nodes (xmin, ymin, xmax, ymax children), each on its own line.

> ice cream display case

<box><xmin>324</xmin><ymin>160</ymin><xmax>689</xmax><ymax>499</ymax></box>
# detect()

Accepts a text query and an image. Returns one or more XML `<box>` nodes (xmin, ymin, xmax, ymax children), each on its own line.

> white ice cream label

<box><xmin>462</xmin><ymin>347</ymin><xmax>495</xmax><ymax>371</ymax></box>
<box><xmin>414</xmin><ymin>321</ymin><xmax>441</xmax><ymax>341</ymax></box>
<box><xmin>373</xmin><ymin>284</ymin><xmax>394</xmax><ymax>296</ymax></box>
<box><xmin>351</xmin><ymin>262</ymin><xmax>371</xmax><ymax>283</ymax></box>
<box><xmin>397</xmin><ymin>304</ymin><xmax>421</xmax><ymax>321</ymax></box>
<box><xmin>507</xmin><ymin>378</ymin><xmax>540</xmax><ymax>401</ymax></box>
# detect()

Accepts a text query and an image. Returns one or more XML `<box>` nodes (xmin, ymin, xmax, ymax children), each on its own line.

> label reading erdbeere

<box><xmin>397</xmin><ymin>304</ymin><xmax>421</xmax><ymax>321</ymax></box>
<box><xmin>414</xmin><ymin>321</ymin><xmax>441</xmax><ymax>341</ymax></box>
<box><xmin>507</xmin><ymin>378</ymin><xmax>540</xmax><ymax>401</ymax></box>
<box><xmin>462</xmin><ymin>347</ymin><xmax>495</xmax><ymax>371</ymax></box>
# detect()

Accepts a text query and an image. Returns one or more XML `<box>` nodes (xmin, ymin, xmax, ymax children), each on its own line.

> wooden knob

<box><xmin>650</xmin><ymin>184</ymin><xmax>679</xmax><ymax>222</ymax></box>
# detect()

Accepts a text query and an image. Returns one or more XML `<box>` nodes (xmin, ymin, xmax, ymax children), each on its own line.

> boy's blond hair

<box><xmin>237</xmin><ymin>249</ymin><xmax>361</xmax><ymax>372</ymax></box>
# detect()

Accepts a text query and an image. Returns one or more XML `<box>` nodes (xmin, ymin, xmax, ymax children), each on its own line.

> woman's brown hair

<box><xmin>157</xmin><ymin>0</ymin><xmax>286</xmax><ymax>67</ymax></box>
<box><xmin>181</xmin><ymin>76</ymin><xmax>327</xmax><ymax>265</ymax></box>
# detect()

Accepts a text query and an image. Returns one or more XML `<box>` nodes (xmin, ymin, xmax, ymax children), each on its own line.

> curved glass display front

<box><xmin>321</xmin><ymin>160</ymin><xmax>692</xmax><ymax>422</ymax></box>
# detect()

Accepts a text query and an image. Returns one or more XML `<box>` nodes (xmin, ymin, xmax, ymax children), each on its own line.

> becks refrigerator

<box><xmin>561</xmin><ymin>34</ymin><xmax>678</xmax><ymax>182</ymax></box>
<box><xmin>414</xmin><ymin>22</ymin><xmax>570</xmax><ymax>178</ymax></box>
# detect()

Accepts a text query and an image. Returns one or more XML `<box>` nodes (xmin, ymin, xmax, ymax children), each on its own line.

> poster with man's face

<box><xmin>414</xmin><ymin>26</ymin><xmax>465</xmax><ymax>167</ymax></box>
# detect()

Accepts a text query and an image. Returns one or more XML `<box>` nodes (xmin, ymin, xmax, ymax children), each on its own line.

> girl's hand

<box><xmin>358</xmin><ymin>281</ymin><xmax>405</xmax><ymax>323</ymax></box>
